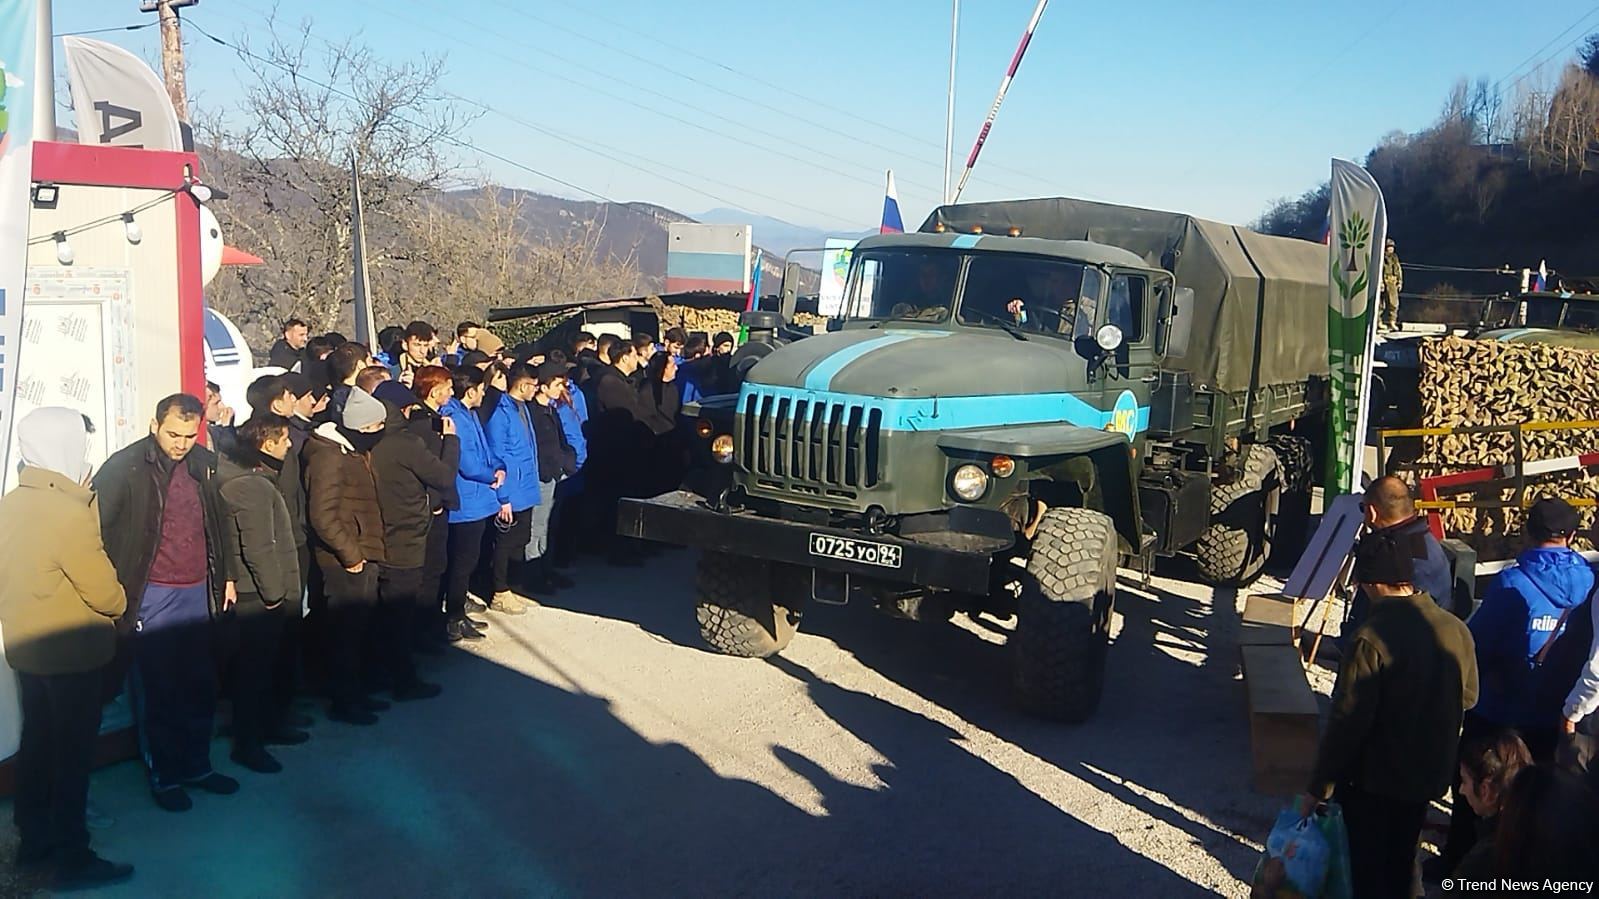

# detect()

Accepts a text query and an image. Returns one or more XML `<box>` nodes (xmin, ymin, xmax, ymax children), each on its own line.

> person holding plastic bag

<box><xmin>1300</xmin><ymin>529</ymin><xmax>1479</xmax><ymax>898</ymax></box>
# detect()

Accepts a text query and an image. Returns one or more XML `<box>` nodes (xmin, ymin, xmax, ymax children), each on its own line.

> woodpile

<box><xmin>1415</xmin><ymin>335</ymin><xmax>1599</xmax><ymax>558</ymax></box>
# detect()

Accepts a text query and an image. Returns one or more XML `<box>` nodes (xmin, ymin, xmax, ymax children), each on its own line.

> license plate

<box><xmin>808</xmin><ymin>533</ymin><xmax>903</xmax><ymax>569</ymax></box>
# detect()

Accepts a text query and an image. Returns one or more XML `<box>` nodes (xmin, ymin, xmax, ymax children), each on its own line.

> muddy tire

<box><xmin>1194</xmin><ymin>445</ymin><xmax>1282</xmax><ymax>586</ymax></box>
<box><xmin>694</xmin><ymin>552</ymin><xmax>800</xmax><ymax>658</ymax></box>
<box><xmin>1012</xmin><ymin>508</ymin><xmax>1117</xmax><ymax>723</ymax></box>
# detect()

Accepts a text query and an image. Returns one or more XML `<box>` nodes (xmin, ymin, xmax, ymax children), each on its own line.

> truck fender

<box><xmin>938</xmin><ymin>425</ymin><xmax>1141</xmax><ymax>550</ymax></box>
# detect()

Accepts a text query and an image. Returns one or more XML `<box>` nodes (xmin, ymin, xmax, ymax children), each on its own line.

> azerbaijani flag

<box><xmin>880</xmin><ymin>170</ymin><xmax>904</xmax><ymax>234</ymax></box>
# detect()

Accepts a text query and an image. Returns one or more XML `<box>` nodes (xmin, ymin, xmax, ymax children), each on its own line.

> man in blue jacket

<box><xmin>484</xmin><ymin>365</ymin><xmax>542</xmax><ymax>614</ymax></box>
<box><xmin>1438</xmin><ymin>497</ymin><xmax>1595</xmax><ymax>872</ymax></box>
<box><xmin>439</xmin><ymin>367</ymin><xmax>504</xmax><ymax>642</ymax></box>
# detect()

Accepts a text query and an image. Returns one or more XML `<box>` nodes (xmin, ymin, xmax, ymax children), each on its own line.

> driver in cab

<box><xmin>988</xmin><ymin>267</ymin><xmax>1078</xmax><ymax>335</ymax></box>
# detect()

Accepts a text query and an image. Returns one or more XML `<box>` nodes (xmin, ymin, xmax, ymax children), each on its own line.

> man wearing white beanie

<box><xmin>0</xmin><ymin>408</ymin><xmax>133</xmax><ymax>888</ymax></box>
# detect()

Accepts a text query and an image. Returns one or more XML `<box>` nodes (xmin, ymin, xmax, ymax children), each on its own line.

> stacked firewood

<box><xmin>1413</xmin><ymin>336</ymin><xmax>1599</xmax><ymax>558</ymax></box>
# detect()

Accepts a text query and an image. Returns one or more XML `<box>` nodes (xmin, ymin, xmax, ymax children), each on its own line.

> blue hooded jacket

<box><xmin>441</xmin><ymin>397</ymin><xmax>503</xmax><ymax>524</ymax></box>
<box><xmin>1469</xmin><ymin>546</ymin><xmax>1596</xmax><ymax>726</ymax></box>
<box><xmin>556</xmin><ymin>389</ymin><xmax>588</xmax><ymax>470</ymax></box>
<box><xmin>484</xmin><ymin>392</ymin><xmax>542</xmax><ymax>512</ymax></box>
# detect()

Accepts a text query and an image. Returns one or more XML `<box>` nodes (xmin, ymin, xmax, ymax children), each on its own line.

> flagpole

<box><xmin>33</xmin><ymin>0</ymin><xmax>54</xmax><ymax>140</ymax></box>
<box><xmin>950</xmin><ymin>0</ymin><xmax>1048</xmax><ymax>204</ymax></box>
<box><xmin>943</xmin><ymin>0</ymin><xmax>958</xmax><ymax>205</ymax></box>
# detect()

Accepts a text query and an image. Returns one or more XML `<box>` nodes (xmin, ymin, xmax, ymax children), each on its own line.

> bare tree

<box><xmin>198</xmin><ymin>12</ymin><xmax>476</xmax><ymax>335</ymax></box>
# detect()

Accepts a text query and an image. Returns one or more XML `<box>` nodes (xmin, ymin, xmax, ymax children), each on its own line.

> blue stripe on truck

<box><xmin>743</xmin><ymin>383</ymin><xmax>1149</xmax><ymax>435</ymax></box>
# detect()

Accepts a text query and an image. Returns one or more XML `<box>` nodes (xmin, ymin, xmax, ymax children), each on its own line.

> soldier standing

<box><xmin>1381</xmin><ymin>238</ymin><xmax>1404</xmax><ymax>331</ymax></box>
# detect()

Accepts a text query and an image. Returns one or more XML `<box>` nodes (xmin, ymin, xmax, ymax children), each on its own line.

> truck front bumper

<box><xmin>617</xmin><ymin>491</ymin><xmax>998</xmax><ymax>594</ymax></box>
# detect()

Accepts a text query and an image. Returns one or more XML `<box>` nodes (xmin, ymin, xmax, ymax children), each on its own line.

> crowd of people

<box><xmin>1300</xmin><ymin>483</ymin><xmax>1599</xmax><ymax>896</ymax></box>
<box><xmin>0</xmin><ymin>316</ymin><xmax>739</xmax><ymax>889</ymax></box>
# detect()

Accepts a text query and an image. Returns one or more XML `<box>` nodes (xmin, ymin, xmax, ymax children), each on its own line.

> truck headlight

<box><xmin>950</xmin><ymin>464</ymin><xmax>989</xmax><ymax>502</ymax></box>
<box><xmin>710</xmin><ymin>434</ymin><xmax>734</xmax><ymax>464</ymax></box>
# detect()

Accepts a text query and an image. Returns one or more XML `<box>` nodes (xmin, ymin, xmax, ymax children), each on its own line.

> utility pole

<box><xmin>34</xmin><ymin>0</ymin><xmax>55</xmax><ymax>140</ymax></box>
<box><xmin>139</xmin><ymin>0</ymin><xmax>199</xmax><ymax>122</ymax></box>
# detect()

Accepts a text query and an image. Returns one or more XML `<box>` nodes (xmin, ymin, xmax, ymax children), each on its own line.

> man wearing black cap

<box><xmin>1302</xmin><ymin>529</ymin><xmax>1478</xmax><ymax>898</ymax></box>
<box><xmin>1435</xmin><ymin>496</ymin><xmax>1595</xmax><ymax>874</ymax></box>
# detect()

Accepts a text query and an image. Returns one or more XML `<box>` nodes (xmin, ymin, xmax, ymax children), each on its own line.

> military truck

<box><xmin>619</xmin><ymin>197</ymin><xmax>1330</xmax><ymax>721</ymax></box>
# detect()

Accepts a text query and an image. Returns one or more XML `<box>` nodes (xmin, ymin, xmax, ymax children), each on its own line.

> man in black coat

<box><xmin>584</xmin><ymin>341</ymin><xmax>649</xmax><ymax>561</ymax></box>
<box><xmin>370</xmin><ymin>381</ymin><xmax>459</xmax><ymax>695</ymax></box>
<box><xmin>94</xmin><ymin>395</ymin><xmax>240</xmax><ymax>812</ymax></box>
<box><xmin>267</xmin><ymin>318</ymin><xmax>310</xmax><ymax>371</ymax></box>
<box><xmin>402</xmin><ymin>367</ymin><xmax>462</xmax><ymax>647</ymax></box>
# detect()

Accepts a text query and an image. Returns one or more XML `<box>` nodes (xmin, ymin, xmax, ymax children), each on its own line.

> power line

<box><xmin>1491</xmin><ymin>2</ymin><xmax>1599</xmax><ymax>94</ymax></box>
<box><xmin>183</xmin><ymin>18</ymin><xmax>622</xmax><ymax>206</ymax></box>
<box><xmin>53</xmin><ymin>21</ymin><xmax>158</xmax><ymax>37</ymax></box>
<box><xmin>340</xmin><ymin>0</ymin><xmax>946</xmax><ymax>204</ymax></box>
<box><xmin>196</xmin><ymin>7</ymin><xmax>862</xmax><ymax>230</ymax></box>
<box><xmin>547</xmin><ymin>0</ymin><xmax>1062</xmax><ymax>193</ymax></box>
<box><xmin>474</xmin><ymin>0</ymin><xmax>1053</xmax><ymax>201</ymax></box>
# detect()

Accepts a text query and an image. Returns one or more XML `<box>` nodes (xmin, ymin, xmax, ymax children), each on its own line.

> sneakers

<box><xmin>230</xmin><ymin>747</ymin><xmax>283</xmax><ymax>775</ymax></box>
<box><xmin>466</xmin><ymin>596</ymin><xmax>490</xmax><ymax>614</ymax></box>
<box><xmin>151</xmin><ymin>787</ymin><xmax>192</xmax><ymax>813</ymax></box>
<box><xmin>359</xmin><ymin>696</ymin><xmax>392</xmax><ymax>713</ymax></box>
<box><xmin>264</xmin><ymin>727</ymin><xmax>311</xmax><ymax>746</ymax></box>
<box><xmin>186</xmin><ymin>772</ymin><xmax>240</xmax><ymax>795</ymax></box>
<box><xmin>53</xmin><ymin>850</ymin><xmax>134</xmax><ymax>889</ymax></box>
<box><xmin>489</xmin><ymin>591</ymin><xmax>528</xmax><ymax>615</ymax></box>
<box><xmin>16</xmin><ymin>842</ymin><xmax>55</xmax><ymax>867</ymax></box>
<box><xmin>327</xmin><ymin>705</ymin><xmax>379</xmax><ymax>726</ymax></box>
<box><xmin>392</xmin><ymin>679</ymin><xmax>443</xmax><ymax>702</ymax></box>
<box><xmin>446</xmin><ymin>616</ymin><xmax>486</xmax><ymax>642</ymax></box>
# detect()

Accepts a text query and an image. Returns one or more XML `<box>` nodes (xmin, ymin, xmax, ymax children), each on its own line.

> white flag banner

<box><xmin>350</xmin><ymin>154</ymin><xmax>377</xmax><ymax>347</ymax></box>
<box><xmin>1325</xmin><ymin>158</ymin><xmax>1388</xmax><ymax>497</ymax></box>
<box><xmin>62</xmin><ymin>36</ymin><xmax>182</xmax><ymax>151</ymax></box>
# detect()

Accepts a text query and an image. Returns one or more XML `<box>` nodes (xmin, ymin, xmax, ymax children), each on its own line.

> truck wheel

<box><xmin>1012</xmin><ymin>507</ymin><xmax>1117</xmax><ymax>723</ymax></box>
<box><xmin>694</xmin><ymin>552</ymin><xmax>801</xmax><ymax>658</ymax></box>
<box><xmin>1194</xmin><ymin>445</ymin><xmax>1282</xmax><ymax>586</ymax></box>
<box><xmin>1269</xmin><ymin>435</ymin><xmax>1314</xmax><ymax>565</ymax></box>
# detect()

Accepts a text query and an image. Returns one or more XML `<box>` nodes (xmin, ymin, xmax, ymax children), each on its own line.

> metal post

<box><xmin>943</xmin><ymin>0</ymin><xmax>958</xmax><ymax>206</ymax></box>
<box><xmin>33</xmin><ymin>0</ymin><xmax>55</xmax><ymax>141</ymax></box>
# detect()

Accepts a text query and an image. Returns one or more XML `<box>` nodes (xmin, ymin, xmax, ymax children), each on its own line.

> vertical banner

<box><xmin>1326</xmin><ymin>158</ymin><xmax>1388</xmax><ymax>497</ymax></box>
<box><xmin>350</xmin><ymin>154</ymin><xmax>377</xmax><ymax>348</ymax></box>
<box><xmin>61</xmin><ymin>36</ymin><xmax>183</xmax><ymax>151</ymax></box>
<box><xmin>0</xmin><ymin>0</ymin><xmax>38</xmax><ymax>480</ymax></box>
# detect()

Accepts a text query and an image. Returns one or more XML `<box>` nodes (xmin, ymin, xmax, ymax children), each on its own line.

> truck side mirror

<box><xmin>1163</xmin><ymin>287</ymin><xmax>1194</xmax><ymax>358</ymax></box>
<box><xmin>780</xmin><ymin>262</ymin><xmax>802</xmax><ymax>322</ymax></box>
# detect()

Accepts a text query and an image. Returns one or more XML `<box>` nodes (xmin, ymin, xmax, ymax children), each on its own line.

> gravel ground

<box><xmin>2</xmin><ymin>550</ymin><xmax>1302</xmax><ymax>898</ymax></box>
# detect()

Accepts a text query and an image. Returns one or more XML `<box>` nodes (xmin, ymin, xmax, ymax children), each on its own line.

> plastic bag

<box><xmin>1317</xmin><ymin>802</ymin><xmax>1353</xmax><ymax>899</ymax></box>
<box><xmin>1252</xmin><ymin>806</ymin><xmax>1332</xmax><ymax>898</ymax></box>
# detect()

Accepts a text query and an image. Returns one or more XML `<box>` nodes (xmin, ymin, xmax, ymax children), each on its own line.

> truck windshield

<box><xmin>842</xmin><ymin>248</ymin><xmax>1097</xmax><ymax>340</ymax></box>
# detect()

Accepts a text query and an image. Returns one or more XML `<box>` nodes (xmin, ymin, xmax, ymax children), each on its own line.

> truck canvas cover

<box><xmin>923</xmin><ymin>198</ymin><xmax>1329</xmax><ymax>394</ymax></box>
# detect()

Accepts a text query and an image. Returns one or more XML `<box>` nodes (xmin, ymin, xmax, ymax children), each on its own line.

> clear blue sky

<box><xmin>50</xmin><ymin>0</ymin><xmax>1599</xmax><ymax>232</ymax></box>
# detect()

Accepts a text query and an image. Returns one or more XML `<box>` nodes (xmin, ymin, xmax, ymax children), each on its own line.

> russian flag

<box><xmin>1533</xmin><ymin>260</ymin><xmax>1548</xmax><ymax>292</ymax></box>
<box><xmin>880</xmin><ymin>170</ymin><xmax>904</xmax><ymax>234</ymax></box>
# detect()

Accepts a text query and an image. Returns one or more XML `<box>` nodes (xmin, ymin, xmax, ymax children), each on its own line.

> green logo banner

<box><xmin>1325</xmin><ymin>160</ymin><xmax>1387</xmax><ymax>498</ymax></box>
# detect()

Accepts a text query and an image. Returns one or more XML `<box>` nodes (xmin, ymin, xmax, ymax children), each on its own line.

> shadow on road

<box><xmin>539</xmin><ymin>547</ymin><xmax>1275</xmax><ymax>891</ymax></box>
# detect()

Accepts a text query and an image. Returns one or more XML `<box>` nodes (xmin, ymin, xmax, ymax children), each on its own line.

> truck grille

<box><xmin>741</xmin><ymin>388</ymin><xmax>884</xmax><ymax>497</ymax></box>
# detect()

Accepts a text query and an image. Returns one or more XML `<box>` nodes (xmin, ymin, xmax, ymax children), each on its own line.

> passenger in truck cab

<box><xmin>886</xmin><ymin>259</ymin><xmax>954</xmax><ymax>322</ymax></box>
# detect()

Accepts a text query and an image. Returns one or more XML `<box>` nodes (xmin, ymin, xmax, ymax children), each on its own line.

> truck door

<box><xmin>1104</xmin><ymin>272</ymin><xmax>1157</xmax><ymax>443</ymax></box>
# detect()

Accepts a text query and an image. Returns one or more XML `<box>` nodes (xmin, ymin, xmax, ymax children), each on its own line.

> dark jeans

<box><xmin>321</xmin><ymin>564</ymin><xmax>379</xmax><ymax>711</ymax></box>
<box><xmin>420</xmin><ymin>513</ymin><xmax>450</xmax><ymax>617</ymax></box>
<box><xmin>491</xmin><ymin>508</ymin><xmax>534</xmax><ymax>593</ymax></box>
<box><xmin>445</xmin><ymin>517</ymin><xmax>490</xmax><ymax>617</ymax></box>
<box><xmin>1338</xmin><ymin>786</ymin><xmax>1427</xmax><ymax>899</ymax></box>
<box><xmin>1441</xmin><ymin>713</ymin><xmax>1559</xmax><ymax>870</ymax></box>
<box><xmin>15</xmin><ymin>669</ymin><xmax>103</xmax><ymax>855</ymax></box>
<box><xmin>376</xmin><ymin>566</ymin><xmax>423</xmax><ymax>686</ymax></box>
<box><xmin>549</xmin><ymin>472</ymin><xmax>584</xmax><ymax>566</ymax></box>
<box><xmin>229</xmin><ymin>595</ymin><xmax>286</xmax><ymax>753</ymax></box>
<box><xmin>130</xmin><ymin>584</ymin><xmax>216</xmax><ymax>792</ymax></box>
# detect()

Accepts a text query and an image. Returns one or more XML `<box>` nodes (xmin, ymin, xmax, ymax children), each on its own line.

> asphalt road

<box><xmin>5</xmin><ymin>549</ymin><xmax>1283</xmax><ymax>898</ymax></box>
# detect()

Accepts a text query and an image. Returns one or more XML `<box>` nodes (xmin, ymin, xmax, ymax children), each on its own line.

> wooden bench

<box><xmin>1240</xmin><ymin>603</ymin><xmax>1320</xmax><ymax>796</ymax></box>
